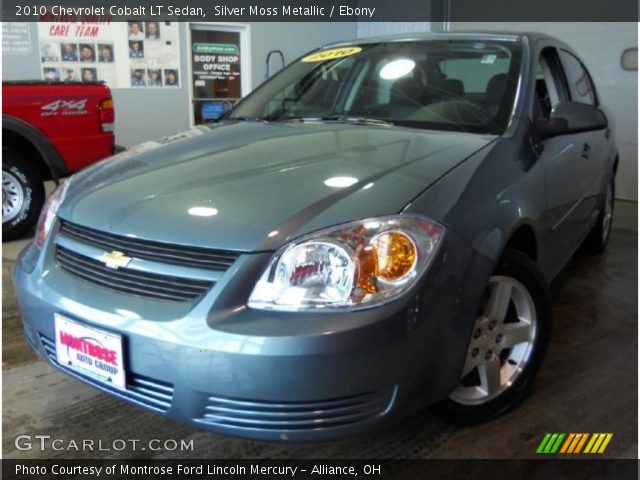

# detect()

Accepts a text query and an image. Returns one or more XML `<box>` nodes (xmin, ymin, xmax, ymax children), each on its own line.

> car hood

<box><xmin>60</xmin><ymin>122</ymin><xmax>495</xmax><ymax>252</ymax></box>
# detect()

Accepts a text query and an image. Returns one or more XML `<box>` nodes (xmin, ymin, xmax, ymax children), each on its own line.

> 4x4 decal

<box><xmin>41</xmin><ymin>99</ymin><xmax>88</xmax><ymax>116</ymax></box>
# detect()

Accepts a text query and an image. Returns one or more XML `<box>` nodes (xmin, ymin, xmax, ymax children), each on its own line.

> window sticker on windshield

<box><xmin>302</xmin><ymin>46</ymin><xmax>362</xmax><ymax>63</ymax></box>
<box><xmin>481</xmin><ymin>54</ymin><xmax>497</xmax><ymax>64</ymax></box>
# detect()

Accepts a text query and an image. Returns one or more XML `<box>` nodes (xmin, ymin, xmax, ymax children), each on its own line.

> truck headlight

<box><xmin>35</xmin><ymin>179</ymin><xmax>71</xmax><ymax>249</ymax></box>
<box><xmin>248</xmin><ymin>215</ymin><xmax>444</xmax><ymax>311</ymax></box>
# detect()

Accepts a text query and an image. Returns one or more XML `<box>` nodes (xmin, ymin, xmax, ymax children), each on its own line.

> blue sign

<box><xmin>202</xmin><ymin>102</ymin><xmax>226</xmax><ymax>120</ymax></box>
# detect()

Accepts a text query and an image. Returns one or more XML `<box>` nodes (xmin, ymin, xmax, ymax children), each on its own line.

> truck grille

<box><xmin>59</xmin><ymin>220</ymin><xmax>240</xmax><ymax>271</ymax></box>
<box><xmin>56</xmin><ymin>245</ymin><xmax>214</xmax><ymax>302</ymax></box>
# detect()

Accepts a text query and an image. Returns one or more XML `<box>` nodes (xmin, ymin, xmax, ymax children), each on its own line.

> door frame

<box><xmin>187</xmin><ymin>22</ymin><xmax>252</xmax><ymax>126</ymax></box>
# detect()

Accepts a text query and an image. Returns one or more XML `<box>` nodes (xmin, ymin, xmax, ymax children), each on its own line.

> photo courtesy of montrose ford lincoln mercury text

<box><xmin>13</xmin><ymin>32</ymin><xmax>618</xmax><ymax>442</ymax></box>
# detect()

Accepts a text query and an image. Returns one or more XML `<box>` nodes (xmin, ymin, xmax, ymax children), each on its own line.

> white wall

<box><xmin>450</xmin><ymin>22</ymin><xmax>638</xmax><ymax>201</ymax></box>
<box><xmin>357</xmin><ymin>22</ymin><xmax>430</xmax><ymax>38</ymax></box>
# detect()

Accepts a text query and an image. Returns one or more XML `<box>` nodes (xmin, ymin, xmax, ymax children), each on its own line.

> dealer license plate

<box><xmin>54</xmin><ymin>313</ymin><xmax>126</xmax><ymax>390</ymax></box>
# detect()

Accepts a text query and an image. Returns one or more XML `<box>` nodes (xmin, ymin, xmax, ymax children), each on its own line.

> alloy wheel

<box><xmin>450</xmin><ymin>275</ymin><xmax>537</xmax><ymax>405</ymax></box>
<box><xmin>2</xmin><ymin>170</ymin><xmax>24</xmax><ymax>223</ymax></box>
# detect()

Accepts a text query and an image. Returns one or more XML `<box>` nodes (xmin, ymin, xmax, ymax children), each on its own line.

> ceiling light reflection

<box><xmin>380</xmin><ymin>59</ymin><xmax>416</xmax><ymax>80</ymax></box>
<box><xmin>188</xmin><ymin>206</ymin><xmax>218</xmax><ymax>217</ymax></box>
<box><xmin>324</xmin><ymin>176</ymin><xmax>358</xmax><ymax>188</ymax></box>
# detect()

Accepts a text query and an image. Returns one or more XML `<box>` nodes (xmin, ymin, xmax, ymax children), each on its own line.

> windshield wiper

<box><xmin>219</xmin><ymin>116</ymin><xmax>268</xmax><ymax>123</ymax></box>
<box><xmin>283</xmin><ymin>115</ymin><xmax>394</xmax><ymax>127</ymax></box>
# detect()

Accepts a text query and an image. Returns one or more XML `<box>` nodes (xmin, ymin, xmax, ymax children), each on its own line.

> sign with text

<box><xmin>2</xmin><ymin>22</ymin><xmax>32</xmax><ymax>55</ymax></box>
<box><xmin>190</xmin><ymin>27</ymin><xmax>241</xmax><ymax>124</ymax></box>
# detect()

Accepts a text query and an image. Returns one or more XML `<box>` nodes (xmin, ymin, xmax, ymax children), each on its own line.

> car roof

<box><xmin>322</xmin><ymin>31</ymin><xmax>556</xmax><ymax>48</ymax></box>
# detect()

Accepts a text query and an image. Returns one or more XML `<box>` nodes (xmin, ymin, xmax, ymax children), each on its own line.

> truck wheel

<box><xmin>437</xmin><ymin>250</ymin><xmax>551</xmax><ymax>424</ymax></box>
<box><xmin>2</xmin><ymin>149</ymin><xmax>45</xmax><ymax>241</ymax></box>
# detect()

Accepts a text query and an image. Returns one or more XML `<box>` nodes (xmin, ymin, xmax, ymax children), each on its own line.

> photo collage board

<box><xmin>38</xmin><ymin>21</ymin><xmax>181</xmax><ymax>88</ymax></box>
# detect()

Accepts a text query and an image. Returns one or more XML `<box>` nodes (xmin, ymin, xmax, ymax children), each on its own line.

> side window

<box><xmin>535</xmin><ymin>48</ymin><xmax>566</xmax><ymax>119</ymax></box>
<box><xmin>558</xmin><ymin>50</ymin><xmax>596</xmax><ymax>106</ymax></box>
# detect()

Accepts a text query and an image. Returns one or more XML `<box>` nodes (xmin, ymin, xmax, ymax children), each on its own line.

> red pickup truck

<box><xmin>2</xmin><ymin>81</ymin><xmax>115</xmax><ymax>240</ymax></box>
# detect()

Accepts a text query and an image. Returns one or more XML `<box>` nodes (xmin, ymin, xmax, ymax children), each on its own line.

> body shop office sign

<box><xmin>190</xmin><ymin>34</ymin><xmax>242</xmax><ymax>123</ymax></box>
<box><xmin>192</xmin><ymin>43</ymin><xmax>240</xmax><ymax>81</ymax></box>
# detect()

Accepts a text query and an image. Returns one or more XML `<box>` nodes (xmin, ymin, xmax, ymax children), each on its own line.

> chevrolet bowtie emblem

<box><xmin>99</xmin><ymin>251</ymin><xmax>132</xmax><ymax>270</ymax></box>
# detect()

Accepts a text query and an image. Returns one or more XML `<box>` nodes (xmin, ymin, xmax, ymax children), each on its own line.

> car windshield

<box><xmin>227</xmin><ymin>39</ymin><xmax>523</xmax><ymax>134</ymax></box>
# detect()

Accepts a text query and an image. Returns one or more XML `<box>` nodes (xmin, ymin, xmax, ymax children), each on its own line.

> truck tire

<box><xmin>2</xmin><ymin>148</ymin><xmax>45</xmax><ymax>241</ymax></box>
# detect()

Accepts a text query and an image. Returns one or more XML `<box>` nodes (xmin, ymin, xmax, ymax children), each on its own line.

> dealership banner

<box><xmin>2</xmin><ymin>459</ymin><xmax>638</xmax><ymax>479</ymax></box>
<box><xmin>37</xmin><ymin>20</ymin><xmax>180</xmax><ymax>87</ymax></box>
<box><xmin>1</xmin><ymin>0</ymin><xmax>638</xmax><ymax>22</ymax></box>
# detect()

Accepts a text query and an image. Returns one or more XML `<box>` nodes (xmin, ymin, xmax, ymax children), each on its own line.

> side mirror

<box><xmin>535</xmin><ymin>101</ymin><xmax>608</xmax><ymax>139</ymax></box>
<box><xmin>534</xmin><ymin>117</ymin><xmax>570</xmax><ymax>139</ymax></box>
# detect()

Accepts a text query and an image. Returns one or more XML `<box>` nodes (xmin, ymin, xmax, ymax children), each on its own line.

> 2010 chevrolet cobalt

<box><xmin>14</xmin><ymin>33</ymin><xmax>617</xmax><ymax>442</ymax></box>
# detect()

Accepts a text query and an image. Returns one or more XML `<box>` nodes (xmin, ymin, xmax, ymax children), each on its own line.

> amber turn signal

<box><xmin>372</xmin><ymin>231</ymin><xmax>417</xmax><ymax>281</ymax></box>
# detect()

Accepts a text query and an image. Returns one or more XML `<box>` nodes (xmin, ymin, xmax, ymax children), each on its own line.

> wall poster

<box><xmin>37</xmin><ymin>21</ymin><xmax>180</xmax><ymax>88</ymax></box>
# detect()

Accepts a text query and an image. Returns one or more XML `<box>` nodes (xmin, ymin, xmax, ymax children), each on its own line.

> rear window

<box><xmin>439</xmin><ymin>56</ymin><xmax>512</xmax><ymax>93</ymax></box>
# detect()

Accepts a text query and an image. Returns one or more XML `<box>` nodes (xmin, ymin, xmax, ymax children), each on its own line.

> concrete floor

<box><xmin>2</xmin><ymin>201</ymin><xmax>637</xmax><ymax>459</ymax></box>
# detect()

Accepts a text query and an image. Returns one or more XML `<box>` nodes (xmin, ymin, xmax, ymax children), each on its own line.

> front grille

<box><xmin>59</xmin><ymin>220</ymin><xmax>240</xmax><ymax>271</ymax></box>
<box><xmin>40</xmin><ymin>334</ymin><xmax>174</xmax><ymax>411</ymax></box>
<box><xmin>196</xmin><ymin>389</ymin><xmax>396</xmax><ymax>431</ymax></box>
<box><xmin>56</xmin><ymin>245</ymin><xmax>214</xmax><ymax>302</ymax></box>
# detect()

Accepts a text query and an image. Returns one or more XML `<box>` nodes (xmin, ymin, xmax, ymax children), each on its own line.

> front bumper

<box><xmin>13</xmin><ymin>229</ymin><xmax>490</xmax><ymax>442</ymax></box>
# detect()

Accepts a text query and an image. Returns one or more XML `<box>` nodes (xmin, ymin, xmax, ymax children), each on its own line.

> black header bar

<box><xmin>1</xmin><ymin>0</ymin><xmax>638</xmax><ymax>22</ymax></box>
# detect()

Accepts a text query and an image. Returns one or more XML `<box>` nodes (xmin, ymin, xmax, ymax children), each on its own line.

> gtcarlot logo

<box><xmin>14</xmin><ymin>434</ymin><xmax>194</xmax><ymax>452</ymax></box>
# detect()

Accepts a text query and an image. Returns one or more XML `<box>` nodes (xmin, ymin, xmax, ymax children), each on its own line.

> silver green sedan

<box><xmin>14</xmin><ymin>32</ymin><xmax>617</xmax><ymax>442</ymax></box>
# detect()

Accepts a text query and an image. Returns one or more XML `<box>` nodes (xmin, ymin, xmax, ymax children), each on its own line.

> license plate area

<box><xmin>54</xmin><ymin>313</ymin><xmax>126</xmax><ymax>391</ymax></box>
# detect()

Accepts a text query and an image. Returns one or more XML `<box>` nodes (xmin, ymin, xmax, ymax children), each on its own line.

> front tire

<box><xmin>438</xmin><ymin>250</ymin><xmax>551</xmax><ymax>424</ymax></box>
<box><xmin>2</xmin><ymin>148</ymin><xmax>45</xmax><ymax>241</ymax></box>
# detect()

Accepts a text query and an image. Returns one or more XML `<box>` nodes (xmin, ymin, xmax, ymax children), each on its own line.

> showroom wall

<box><xmin>2</xmin><ymin>22</ymin><xmax>357</xmax><ymax>148</ymax></box>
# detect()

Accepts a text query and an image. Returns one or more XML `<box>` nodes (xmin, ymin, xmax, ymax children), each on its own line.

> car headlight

<box><xmin>248</xmin><ymin>215</ymin><xmax>445</xmax><ymax>311</ymax></box>
<box><xmin>35</xmin><ymin>179</ymin><xmax>71</xmax><ymax>249</ymax></box>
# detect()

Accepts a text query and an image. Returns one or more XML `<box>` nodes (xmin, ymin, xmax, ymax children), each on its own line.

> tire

<box><xmin>437</xmin><ymin>250</ymin><xmax>551</xmax><ymax>425</ymax></box>
<box><xmin>585</xmin><ymin>177</ymin><xmax>614</xmax><ymax>254</ymax></box>
<box><xmin>2</xmin><ymin>148</ymin><xmax>45</xmax><ymax>241</ymax></box>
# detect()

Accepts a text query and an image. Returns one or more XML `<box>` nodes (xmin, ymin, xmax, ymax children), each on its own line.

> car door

<box><xmin>536</xmin><ymin>47</ymin><xmax>590</xmax><ymax>264</ymax></box>
<box><xmin>557</xmin><ymin>49</ymin><xmax>610</xmax><ymax>229</ymax></box>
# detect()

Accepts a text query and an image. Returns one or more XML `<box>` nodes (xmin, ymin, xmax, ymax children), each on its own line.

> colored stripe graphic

<box><xmin>550</xmin><ymin>433</ymin><xmax>565</xmax><ymax>453</ymax></box>
<box><xmin>598</xmin><ymin>434</ymin><xmax>614</xmax><ymax>453</ymax></box>
<box><xmin>584</xmin><ymin>433</ymin><xmax>614</xmax><ymax>453</ymax></box>
<box><xmin>537</xmin><ymin>433</ymin><xmax>552</xmax><ymax>453</ymax></box>
<box><xmin>537</xmin><ymin>433</ymin><xmax>565</xmax><ymax>453</ymax></box>
<box><xmin>559</xmin><ymin>433</ymin><xmax>575</xmax><ymax>453</ymax></box>
<box><xmin>538</xmin><ymin>433</ymin><xmax>613</xmax><ymax>454</ymax></box>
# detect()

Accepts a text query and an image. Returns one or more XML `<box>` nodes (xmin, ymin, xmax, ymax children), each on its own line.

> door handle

<box><xmin>581</xmin><ymin>142</ymin><xmax>591</xmax><ymax>159</ymax></box>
